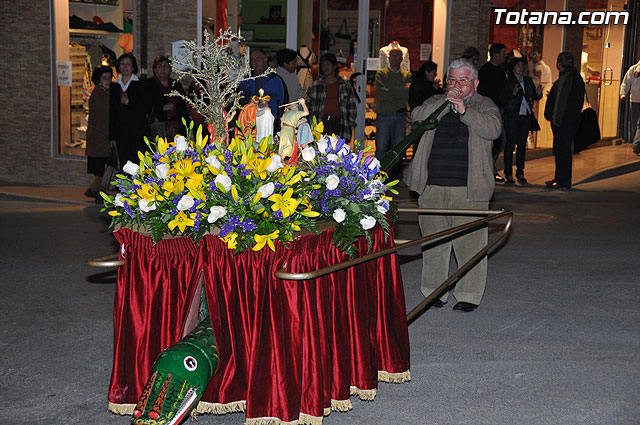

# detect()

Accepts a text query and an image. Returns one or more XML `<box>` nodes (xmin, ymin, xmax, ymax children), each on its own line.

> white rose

<box><xmin>368</xmin><ymin>157</ymin><xmax>381</xmax><ymax>171</ymax></box>
<box><xmin>360</xmin><ymin>215</ymin><xmax>376</xmax><ymax>230</ymax></box>
<box><xmin>205</xmin><ymin>155</ymin><xmax>221</xmax><ymax>170</ymax></box>
<box><xmin>301</xmin><ymin>147</ymin><xmax>316</xmax><ymax>162</ymax></box>
<box><xmin>177</xmin><ymin>194</ymin><xmax>195</xmax><ymax>211</ymax></box>
<box><xmin>266</xmin><ymin>154</ymin><xmax>284</xmax><ymax>173</ymax></box>
<box><xmin>333</xmin><ymin>208</ymin><xmax>346</xmax><ymax>223</ymax></box>
<box><xmin>207</xmin><ymin>205</ymin><xmax>227</xmax><ymax>223</ymax></box>
<box><xmin>122</xmin><ymin>161</ymin><xmax>139</xmax><ymax>176</ymax></box>
<box><xmin>155</xmin><ymin>163</ymin><xmax>170</xmax><ymax>180</ymax></box>
<box><xmin>114</xmin><ymin>193</ymin><xmax>124</xmax><ymax>207</ymax></box>
<box><xmin>325</xmin><ymin>174</ymin><xmax>340</xmax><ymax>190</ymax></box>
<box><xmin>214</xmin><ymin>174</ymin><xmax>232</xmax><ymax>192</ymax></box>
<box><xmin>317</xmin><ymin>137</ymin><xmax>329</xmax><ymax>154</ymax></box>
<box><xmin>139</xmin><ymin>198</ymin><xmax>156</xmax><ymax>213</ymax></box>
<box><xmin>257</xmin><ymin>182</ymin><xmax>275</xmax><ymax>198</ymax></box>
<box><xmin>338</xmin><ymin>144</ymin><xmax>351</xmax><ymax>156</ymax></box>
<box><xmin>326</xmin><ymin>154</ymin><xmax>338</xmax><ymax>162</ymax></box>
<box><xmin>175</xmin><ymin>135</ymin><xmax>188</xmax><ymax>152</ymax></box>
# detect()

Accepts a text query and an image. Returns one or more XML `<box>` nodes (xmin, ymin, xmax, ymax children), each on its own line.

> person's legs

<box><xmin>503</xmin><ymin>119</ymin><xmax>517</xmax><ymax>177</ymax></box>
<box><xmin>515</xmin><ymin>115</ymin><xmax>532</xmax><ymax>176</ymax></box>
<box><xmin>554</xmin><ymin>124</ymin><xmax>578</xmax><ymax>188</ymax></box>
<box><xmin>630</xmin><ymin>102</ymin><xmax>640</xmax><ymax>142</ymax></box>
<box><xmin>375</xmin><ymin>113</ymin><xmax>393</xmax><ymax>160</ymax></box>
<box><xmin>418</xmin><ymin>186</ymin><xmax>452</xmax><ymax>302</ymax></box>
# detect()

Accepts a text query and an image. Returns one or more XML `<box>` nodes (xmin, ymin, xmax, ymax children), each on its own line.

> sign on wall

<box><xmin>56</xmin><ymin>61</ymin><xmax>72</xmax><ymax>87</ymax></box>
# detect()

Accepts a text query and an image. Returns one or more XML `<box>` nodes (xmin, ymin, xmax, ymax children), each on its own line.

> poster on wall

<box><xmin>420</xmin><ymin>44</ymin><xmax>432</xmax><ymax>61</ymax></box>
<box><xmin>171</xmin><ymin>40</ymin><xmax>189</xmax><ymax>71</ymax></box>
<box><xmin>56</xmin><ymin>61</ymin><xmax>72</xmax><ymax>87</ymax></box>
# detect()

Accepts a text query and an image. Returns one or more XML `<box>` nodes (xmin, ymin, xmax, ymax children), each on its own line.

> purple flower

<box><xmin>123</xmin><ymin>202</ymin><xmax>135</xmax><ymax>218</ymax></box>
<box><xmin>273</xmin><ymin>209</ymin><xmax>284</xmax><ymax>220</ymax></box>
<box><xmin>241</xmin><ymin>219</ymin><xmax>257</xmax><ymax>232</ymax></box>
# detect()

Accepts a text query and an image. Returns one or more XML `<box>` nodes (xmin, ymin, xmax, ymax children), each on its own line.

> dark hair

<box><xmin>91</xmin><ymin>65</ymin><xmax>113</xmax><ymax>85</ymax></box>
<box><xmin>152</xmin><ymin>55</ymin><xmax>171</xmax><ymax>72</ymax></box>
<box><xmin>116</xmin><ymin>53</ymin><xmax>139</xmax><ymax>75</ymax></box>
<box><xmin>462</xmin><ymin>46</ymin><xmax>480</xmax><ymax>60</ymax></box>
<box><xmin>557</xmin><ymin>51</ymin><xmax>574</xmax><ymax>68</ymax></box>
<box><xmin>319</xmin><ymin>52</ymin><xmax>339</xmax><ymax>76</ymax></box>
<box><xmin>416</xmin><ymin>61</ymin><xmax>437</xmax><ymax>80</ymax></box>
<box><xmin>276</xmin><ymin>48</ymin><xmax>297</xmax><ymax>67</ymax></box>
<box><xmin>489</xmin><ymin>43</ymin><xmax>507</xmax><ymax>58</ymax></box>
<box><xmin>507</xmin><ymin>56</ymin><xmax>525</xmax><ymax>72</ymax></box>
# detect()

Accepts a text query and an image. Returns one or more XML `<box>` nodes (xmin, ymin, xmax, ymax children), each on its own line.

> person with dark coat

<box><xmin>85</xmin><ymin>66</ymin><xmax>113</xmax><ymax>199</ymax></box>
<box><xmin>109</xmin><ymin>53</ymin><xmax>149</xmax><ymax>168</ymax></box>
<box><xmin>544</xmin><ymin>52</ymin><xmax>585</xmax><ymax>190</ymax></box>
<box><xmin>145</xmin><ymin>55</ymin><xmax>189</xmax><ymax>141</ymax></box>
<box><xmin>409</xmin><ymin>60</ymin><xmax>444</xmax><ymax>111</ymax></box>
<box><xmin>499</xmin><ymin>57</ymin><xmax>542</xmax><ymax>183</ymax></box>
<box><xmin>477</xmin><ymin>43</ymin><xmax>507</xmax><ymax>182</ymax></box>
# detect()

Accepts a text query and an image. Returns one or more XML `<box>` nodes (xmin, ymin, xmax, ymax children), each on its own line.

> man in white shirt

<box><xmin>620</xmin><ymin>59</ymin><xmax>640</xmax><ymax>153</ymax></box>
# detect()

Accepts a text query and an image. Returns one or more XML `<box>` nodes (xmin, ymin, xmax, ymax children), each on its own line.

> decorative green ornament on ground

<box><xmin>131</xmin><ymin>317</ymin><xmax>218</xmax><ymax>425</ymax></box>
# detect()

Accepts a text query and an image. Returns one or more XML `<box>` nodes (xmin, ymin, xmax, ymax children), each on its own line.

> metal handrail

<box><xmin>87</xmin><ymin>208</ymin><xmax>513</xmax><ymax>326</ymax></box>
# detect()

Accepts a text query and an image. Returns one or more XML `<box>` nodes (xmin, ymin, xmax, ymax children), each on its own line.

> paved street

<box><xmin>0</xmin><ymin>146</ymin><xmax>639</xmax><ymax>424</ymax></box>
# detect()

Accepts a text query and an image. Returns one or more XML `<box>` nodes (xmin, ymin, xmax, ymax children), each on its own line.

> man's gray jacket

<box><xmin>409</xmin><ymin>93</ymin><xmax>502</xmax><ymax>202</ymax></box>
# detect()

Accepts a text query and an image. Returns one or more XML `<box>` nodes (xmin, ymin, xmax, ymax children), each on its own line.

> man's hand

<box><xmin>621</xmin><ymin>95</ymin><xmax>627</xmax><ymax>102</ymax></box>
<box><xmin>446</xmin><ymin>86</ymin><xmax>466</xmax><ymax>114</ymax></box>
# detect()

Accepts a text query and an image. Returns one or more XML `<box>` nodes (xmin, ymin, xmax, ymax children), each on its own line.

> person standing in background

<box><xmin>409</xmin><ymin>60</ymin><xmax>444</xmax><ymax>111</ymax></box>
<box><xmin>305</xmin><ymin>53</ymin><xmax>357</xmax><ymax>143</ymax></box>
<box><xmin>276</xmin><ymin>48</ymin><xmax>303</xmax><ymax>105</ymax></box>
<box><xmin>85</xmin><ymin>66</ymin><xmax>113</xmax><ymax>199</ymax></box>
<box><xmin>620</xmin><ymin>58</ymin><xmax>640</xmax><ymax>154</ymax></box>
<box><xmin>374</xmin><ymin>48</ymin><xmax>412</xmax><ymax>180</ymax></box>
<box><xmin>145</xmin><ymin>55</ymin><xmax>189</xmax><ymax>141</ymax></box>
<box><xmin>499</xmin><ymin>57</ymin><xmax>542</xmax><ymax>183</ymax></box>
<box><xmin>477</xmin><ymin>43</ymin><xmax>507</xmax><ymax>182</ymax></box>
<box><xmin>109</xmin><ymin>53</ymin><xmax>149</xmax><ymax>168</ymax></box>
<box><xmin>544</xmin><ymin>52</ymin><xmax>585</xmax><ymax>190</ymax></box>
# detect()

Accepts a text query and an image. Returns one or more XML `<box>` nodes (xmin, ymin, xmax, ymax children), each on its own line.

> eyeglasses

<box><xmin>446</xmin><ymin>78</ymin><xmax>474</xmax><ymax>87</ymax></box>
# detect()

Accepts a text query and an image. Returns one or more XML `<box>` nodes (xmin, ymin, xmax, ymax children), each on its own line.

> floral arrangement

<box><xmin>101</xmin><ymin>120</ymin><xmax>397</xmax><ymax>256</ymax></box>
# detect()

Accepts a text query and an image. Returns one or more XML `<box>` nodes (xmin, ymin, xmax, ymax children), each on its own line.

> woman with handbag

<box><xmin>499</xmin><ymin>57</ymin><xmax>542</xmax><ymax>183</ymax></box>
<box><xmin>85</xmin><ymin>66</ymin><xmax>114</xmax><ymax>199</ymax></box>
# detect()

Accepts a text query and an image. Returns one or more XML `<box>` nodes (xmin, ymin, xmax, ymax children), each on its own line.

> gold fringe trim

<box><xmin>378</xmin><ymin>370</ymin><xmax>412</xmax><ymax>383</ymax></box>
<box><xmin>108</xmin><ymin>402</ymin><xmax>135</xmax><ymax>415</ymax></box>
<box><xmin>330</xmin><ymin>399</ymin><xmax>353</xmax><ymax>412</ymax></box>
<box><xmin>323</xmin><ymin>407</ymin><xmax>331</xmax><ymax>416</ymax></box>
<box><xmin>298</xmin><ymin>413</ymin><xmax>324</xmax><ymax>425</ymax></box>
<box><xmin>349</xmin><ymin>386</ymin><xmax>377</xmax><ymax>401</ymax></box>
<box><xmin>196</xmin><ymin>400</ymin><xmax>246</xmax><ymax>414</ymax></box>
<box><xmin>244</xmin><ymin>416</ymin><xmax>299</xmax><ymax>425</ymax></box>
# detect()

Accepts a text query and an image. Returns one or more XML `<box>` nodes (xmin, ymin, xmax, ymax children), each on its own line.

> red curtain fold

<box><xmin>108</xmin><ymin>228</ymin><xmax>202</xmax><ymax>406</ymax></box>
<box><xmin>200</xmin><ymin>225</ymin><xmax>410</xmax><ymax>422</ymax></box>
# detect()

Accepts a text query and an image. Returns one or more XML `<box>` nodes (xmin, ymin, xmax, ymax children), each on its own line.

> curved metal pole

<box><xmin>87</xmin><ymin>253</ymin><xmax>124</xmax><ymax>268</ymax></box>
<box><xmin>274</xmin><ymin>209</ymin><xmax>512</xmax><ymax>280</ymax></box>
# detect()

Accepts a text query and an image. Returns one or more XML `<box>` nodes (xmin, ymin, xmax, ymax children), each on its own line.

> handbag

<box><xmin>101</xmin><ymin>146</ymin><xmax>119</xmax><ymax>191</ymax></box>
<box><xmin>574</xmin><ymin>90</ymin><xmax>601</xmax><ymax>153</ymax></box>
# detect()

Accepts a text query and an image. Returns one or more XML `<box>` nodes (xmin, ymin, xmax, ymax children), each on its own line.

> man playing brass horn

<box><xmin>410</xmin><ymin>58</ymin><xmax>502</xmax><ymax>313</ymax></box>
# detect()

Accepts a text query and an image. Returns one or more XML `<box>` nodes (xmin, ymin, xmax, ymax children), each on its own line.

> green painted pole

<box><xmin>379</xmin><ymin>100</ymin><xmax>450</xmax><ymax>174</ymax></box>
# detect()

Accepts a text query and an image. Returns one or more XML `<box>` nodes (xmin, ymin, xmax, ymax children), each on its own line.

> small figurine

<box><xmin>253</xmin><ymin>89</ymin><xmax>274</xmax><ymax>144</ymax></box>
<box><xmin>279</xmin><ymin>99</ymin><xmax>310</xmax><ymax>163</ymax></box>
<box><xmin>235</xmin><ymin>102</ymin><xmax>258</xmax><ymax>142</ymax></box>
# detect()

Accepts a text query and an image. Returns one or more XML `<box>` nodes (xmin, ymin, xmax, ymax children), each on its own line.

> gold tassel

<box><xmin>196</xmin><ymin>399</ymin><xmax>246</xmax><ymax>414</ymax></box>
<box><xmin>108</xmin><ymin>402</ymin><xmax>135</xmax><ymax>415</ymax></box>
<box><xmin>378</xmin><ymin>370</ymin><xmax>412</xmax><ymax>383</ymax></box>
<box><xmin>349</xmin><ymin>386</ymin><xmax>377</xmax><ymax>401</ymax></box>
<box><xmin>298</xmin><ymin>413</ymin><xmax>324</xmax><ymax>425</ymax></box>
<box><xmin>330</xmin><ymin>399</ymin><xmax>353</xmax><ymax>412</ymax></box>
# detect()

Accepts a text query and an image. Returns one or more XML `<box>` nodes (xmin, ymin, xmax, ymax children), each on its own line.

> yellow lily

<box><xmin>162</xmin><ymin>177</ymin><xmax>185</xmax><ymax>196</ymax></box>
<box><xmin>136</xmin><ymin>183</ymin><xmax>164</xmax><ymax>203</ymax></box>
<box><xmin>185</xmin><ymin>174</ymin><xmax>206</xmax><ymax>199</ymax></box>
<box><xmin>247</xmin><ymin>156</ymin><xmax>270</xmax><ymax>180</ymax></box>
<box><xmin>108</xmin><ymin>210</ymin><xmax>121</xmax><ymax>217</ymax></box>
<box><xmin>269</xmin><ymin>188</ymin><xmax>299</xmax><ymax>218</ymax></box>
<box><xmin>312</xmin><ymin>121</ymin><xmax>324</xmax><ymax>140</ymax></box>
<box><xmin>170</xmin><ymin>158</ymin><xmax>201</xmax><ymax>180</ymax></box>
<box><xmin>157</xmin><ymin>137</ymin><xmax>170</xmax><ymax>154</ymax></box>
<box><xmin>167</xmin><ymin>211</ymin><xmax>195</xmax><ymax>233</ymax></box>
<box><xmin>196</xmin><ymin>131</ymin><xmax>209</xmax><ymax>151</ymax></box>
<box><xmin>252</xmin><ymin>230</ymin><xmax>280</xmax><ymax>252</ymax></box>
<box><xmin>220</xmin><ymin>232</ymin><xmax>238</xmax><ymax>250</ymax></box>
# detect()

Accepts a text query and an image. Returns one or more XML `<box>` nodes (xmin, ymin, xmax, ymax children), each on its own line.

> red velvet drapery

<box><xmin>108</xmin><ymin>225</ymin><xmax>410</xmax><ymax>423</ymax></box>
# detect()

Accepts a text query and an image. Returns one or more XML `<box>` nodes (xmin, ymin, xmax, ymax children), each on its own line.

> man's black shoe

<box><xmin>430</xmin><ymin>299</ymin><xmax>447</xmax><ymax>308</ymax></box>
<box><xmin>453</xmin><ymin>301</ymin><xmax>478</xmax><ymax>312</ymax></box>
<box><xmin>546</xmin><ymin>181</ymin><xmax>570</xmax><ymax>190</ymax></box>
<box><xmin>495</xmin><ymin>175</ymin><xmax>505</xmax><ymax>183</ymax></box>
<box><xmin>544</xmin><ymin>179</ymin><xmax>556</xmax><ymax>188</ymax></box>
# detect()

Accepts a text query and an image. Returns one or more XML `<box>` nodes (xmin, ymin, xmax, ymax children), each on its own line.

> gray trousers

<box><xmin>418</xmin><ymin>186</ymin><xmax>489</xmax><ymax>305</ymax></box>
